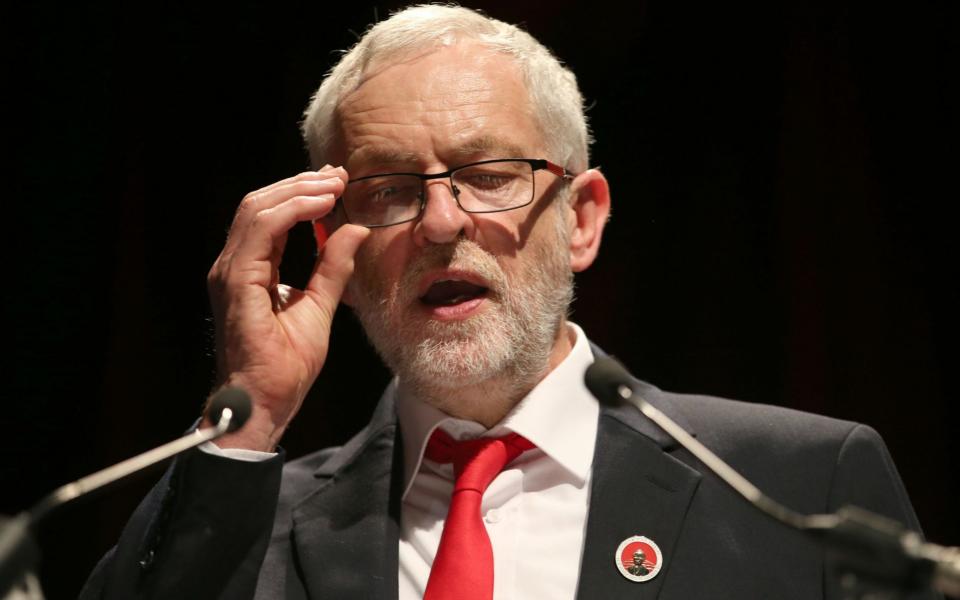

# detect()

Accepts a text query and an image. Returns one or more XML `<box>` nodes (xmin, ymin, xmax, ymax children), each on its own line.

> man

<box><xmin>81</xmin><ymin>5</ymin><xmax>935</xmax><ymax>599</ymax></box>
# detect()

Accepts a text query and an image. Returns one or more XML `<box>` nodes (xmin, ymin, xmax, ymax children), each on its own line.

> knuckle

<box><xmin>237</xmin><ymin>192</ymin><xmax>261</xmax><ymax>214</ymax></box>
<box><xmin>292</xmin><ymin>181</ymin><xmax>325</xmax><ymax>198</ymax></box>
<box><xmin>290</xmin><ymin>194</ymin><xmax>313</xmax><ymax>208</ymax></box>
<box><xmin>249</xmin><ymin>210</ymin><xmax>270</xmax><ymax>229</ymax></box>
<box><xmin>291</xmin><ymin>182</ymin><xmax>314</xmax><ymax>197</ymax></box>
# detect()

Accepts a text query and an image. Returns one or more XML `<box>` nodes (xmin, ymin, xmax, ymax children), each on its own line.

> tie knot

<box><xmin>425</xmin><ymin>428</ymin><xmax>534</xmax><ymax>493</ymax></box>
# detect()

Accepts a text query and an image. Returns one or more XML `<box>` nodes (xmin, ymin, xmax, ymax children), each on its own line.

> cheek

<box><xmin>471</xmin><ymin>217</ymin><xmax>525</xmax><ymax>260</ymax></box>
<box><xmin>352</xmin><ymin>231</ymin><xmax>409</xmax><ymax>295</ymax></box>
<box><xmin>495</xmin><ymin>254</ymin><xmax>524</xmax><ymax>284</ymax></box>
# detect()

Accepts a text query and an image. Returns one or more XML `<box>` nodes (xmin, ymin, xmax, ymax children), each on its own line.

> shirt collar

<box><xmin>396</xmin><ymin>322</ymin><xmax>599</xmax><ymax>500</ymax></box>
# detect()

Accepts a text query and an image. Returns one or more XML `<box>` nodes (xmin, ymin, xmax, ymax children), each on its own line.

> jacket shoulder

<box><xmin>656</xmin><ymin>389</ymin><xmax>911</xmax><ymax>518</ymax></box>
<box><xmin>666</xmin><ymin>391</ymin><xmax>863</xmax><ymax>450</ymax></box>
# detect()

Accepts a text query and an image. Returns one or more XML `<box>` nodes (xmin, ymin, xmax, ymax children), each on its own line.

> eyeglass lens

<box><xmin>341</xmin><ymin>160</ymin><xmax>535</xmax><ymax>227</ymax></box>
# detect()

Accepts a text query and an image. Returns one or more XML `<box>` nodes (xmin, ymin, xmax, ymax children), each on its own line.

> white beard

<box><xmin>348</xmin><ymin>211</ymin><xmax>573</xmax><ymax>402</ymax></box>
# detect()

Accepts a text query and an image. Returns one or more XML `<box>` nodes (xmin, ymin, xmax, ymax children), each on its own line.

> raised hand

<box><xmin>204</xmin><ymin>165</ymin><xmax>369</xmax><ymax>451</ymax></box>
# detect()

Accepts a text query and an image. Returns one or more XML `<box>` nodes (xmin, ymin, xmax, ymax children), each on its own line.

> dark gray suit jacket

<box><xmin>80</xmin><ymin>376</ymin><xmax>936</xmax><ymax>599</ymax></box>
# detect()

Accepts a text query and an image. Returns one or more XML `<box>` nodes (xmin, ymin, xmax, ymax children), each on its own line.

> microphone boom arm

<box><xmin>588</xmin><ymin>357</ymin><xmax>959</xmax><ymax>598</ymax></box>
<box><xmin>28</xmin><ymin>408</ymin><xmax>236</xmax><ymax>523</ymax></box>
<box><xmin>0</xmin><ymin>387</ymin><xmax>250</xmax><ymax>599</ymax></box>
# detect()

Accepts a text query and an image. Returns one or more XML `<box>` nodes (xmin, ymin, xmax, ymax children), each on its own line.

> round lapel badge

<box><xmin>615</xmin><ymin>535</ymin><xmax>663</xmax><ymax>582</ymax></box>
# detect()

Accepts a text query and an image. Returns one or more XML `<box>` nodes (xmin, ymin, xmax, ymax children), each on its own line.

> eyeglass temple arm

<box><xmin>540</xmin><ymin>159</ymin><xmax>578</xmax><ymax>180</ymax></box>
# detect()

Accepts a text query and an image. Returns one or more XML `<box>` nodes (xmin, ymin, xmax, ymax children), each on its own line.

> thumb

<box><xmin>306</xmin><ymin>224</ymin><xmax>370</xmax><ymax>310</ymax></box>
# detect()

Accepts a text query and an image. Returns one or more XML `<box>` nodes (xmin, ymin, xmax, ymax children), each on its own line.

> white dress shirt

<box><xmin>395</xmin><ymin>322</ymin><xmax>598</xmax><ymax>600</ymax></box>
<box><xmin>206</xmin><ymin>322</ymin><xmax>599</xmax><ymax>599</ymax></box>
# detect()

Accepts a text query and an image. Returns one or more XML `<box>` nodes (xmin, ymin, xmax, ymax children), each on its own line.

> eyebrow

<box><xmin>349</xmin><ymin>147</ymin><xmax>422</xmax><ymax>171</ymax></box>
<box><xmin>350</xmin><ymin>136</ymin><xmax>532</xmax><ymax>175</ymax></box>
<box><xmin>448</xmin><ymin>136</ymin><xmax>529</xmax><ymax>162</ymax></box>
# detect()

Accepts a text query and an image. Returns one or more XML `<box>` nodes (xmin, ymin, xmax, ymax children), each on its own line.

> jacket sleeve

<box><xmin>823</xmin><ymin>424</ymin><xmax>943</xmax><ymax>600</ymax></box>
<box><xmin>78</xmin><ymin>447</ymin><xmax>284</xmax><ymax>600</ymax></box>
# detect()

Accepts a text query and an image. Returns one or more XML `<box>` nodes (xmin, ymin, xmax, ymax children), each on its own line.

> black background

<box><xmin>7</xmin><ymin>1</ymin><xmax>957</xmax><ymax>597</ymax></box>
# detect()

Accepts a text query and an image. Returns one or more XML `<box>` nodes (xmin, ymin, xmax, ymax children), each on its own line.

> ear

<box><xmin>566</xmin><ymin>168</ymin><xmax>611</xmax><ymax>272</ymax></box>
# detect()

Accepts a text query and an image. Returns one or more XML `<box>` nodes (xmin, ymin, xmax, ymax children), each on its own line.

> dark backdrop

<box><xmin>7</xmin><ymin>1</ymin><xmax>957</xmax><ymax>597</ymax></box>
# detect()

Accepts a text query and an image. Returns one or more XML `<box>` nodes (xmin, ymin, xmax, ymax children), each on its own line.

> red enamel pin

<box><xmin>615</xmin><ymin>535</ymin><xmax>663</xmax><ymax>582</ymax></box>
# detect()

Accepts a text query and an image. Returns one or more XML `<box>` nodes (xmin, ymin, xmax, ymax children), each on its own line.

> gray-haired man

<box><xmin>81</xmin><ymin>6</ymin><xmax>934</xmax><ymax>599</ymax></box>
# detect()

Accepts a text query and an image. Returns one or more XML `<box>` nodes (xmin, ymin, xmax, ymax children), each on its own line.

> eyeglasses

<box><xmin>339</xmin><ymin>158</ymin><xmax>577</xmax><ymax>228</ymax></box>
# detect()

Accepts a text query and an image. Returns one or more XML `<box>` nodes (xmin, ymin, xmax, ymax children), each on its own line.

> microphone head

<box><xmin>584</xmin><ymin>356</ymin><xmax>634</xmax><ymax>406</ymax></box>
<box><xmin>207</xmin><ymin>387</ymin><xmax>252</xmax><ymax>433</ymax></box>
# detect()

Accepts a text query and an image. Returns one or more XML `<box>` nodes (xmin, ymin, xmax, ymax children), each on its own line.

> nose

<box><xmin>412</xmin><ymin>179</ymin><xmax>475</xmax><ymax>245</ymax></box>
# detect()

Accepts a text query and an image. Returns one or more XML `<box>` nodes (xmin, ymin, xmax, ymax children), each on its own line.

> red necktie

<box><xmin>422</xmin><ymin>428</ymin><xmax>535</xmax><ymax>600</ymax></box>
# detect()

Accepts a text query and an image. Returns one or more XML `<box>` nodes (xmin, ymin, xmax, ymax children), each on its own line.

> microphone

<box><xmin>0</xmin><ymin>387</ymin><xmax>252</xmax><ymax>598</ymax></box>
<box><xmin>585</xmin><ymin>356</ymin><xmax>960</xmax><ymax>598</ymax></box>
<box><xmin>207</xmin><ymin>387</ymin><xmax>253</xmax><ymax>434</ymax></box>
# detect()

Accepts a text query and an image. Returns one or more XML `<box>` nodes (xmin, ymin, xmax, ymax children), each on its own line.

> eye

<box><xmin>355</xmin><ymin>177</ymin><xmax>421</xmax><ymax>205</ymax></box>
<box><xmin>368</xmin><ymin>184</ymin><xmax>402</xmax><ymax>202</ymax></box>
<box><xmin>457</xmin><ymin>170</ymin><xmax>517</xmax><ymax>191</ymax></box>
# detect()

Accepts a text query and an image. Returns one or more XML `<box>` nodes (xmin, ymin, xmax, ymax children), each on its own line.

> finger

<box><xmin>303</xmin><ymin>224</ymin><xmax>371</xmax><ymax>313</ymax></box>
<box><xmin>225</xmin><ymin>173</ymin><xmax>348</xmax><ymax>252</ymax></box>
<box><xmin>228</xmin><ymin>194</ymin><xmax>340</xmax><ymax>276</ymax></box>
<box><xmin>254</xmin><ymin>165</ymin><xmax>346</xmax><ymax>199</ymax></box>
<box><xmin>255</xmin><ymin>166</ymin><xmax>347</xmax><ymax>201</ymax></box>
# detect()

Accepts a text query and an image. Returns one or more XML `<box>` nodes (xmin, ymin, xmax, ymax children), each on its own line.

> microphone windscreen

<box><xmin>584</xmin><ymin>356</ymin><xmax>634</xmax><ymax>406</ymax></box>
<box><xmin>208</xmin><ymin>387</ymin><xmax>252</xmax><ymax>432</ymax></box>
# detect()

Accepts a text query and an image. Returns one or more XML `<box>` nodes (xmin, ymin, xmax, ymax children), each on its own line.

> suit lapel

<box><xmin>576</xmin><ymin>383</ymin><xmax>702</xmax><ymax>600</ymax></box>
<box><xmin>290</xmin><ymin>397</ymin><xmax>403</xmax><ymax>599</ymax></box>
<box><xmin>283</xmin><ymin>349</ymin><xmax>701</xmax><ymax>599</ymax></box>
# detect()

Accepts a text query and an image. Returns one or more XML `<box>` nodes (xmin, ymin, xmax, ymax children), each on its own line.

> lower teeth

<box><xmin>443</xmin><ymin>294</ymin><xmax>474</xmax><ymax>305</ymax></box>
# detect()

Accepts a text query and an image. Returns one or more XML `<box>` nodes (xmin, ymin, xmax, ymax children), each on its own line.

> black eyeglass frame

<box><xmin>339</xmin><ymin>158</ymin><xmax>578</xmax><ymax>228</ymax></box>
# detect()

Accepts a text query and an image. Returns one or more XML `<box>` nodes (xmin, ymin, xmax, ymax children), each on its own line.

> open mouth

<box><xmin>419</xmin><ymin>279</ymin><xmax>489</xmax><ymax>307</ymax></box>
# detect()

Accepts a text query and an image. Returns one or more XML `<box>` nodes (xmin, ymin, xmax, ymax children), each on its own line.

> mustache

<box><xmin>401</xmin><ymin>239</ymin><xmax>508</xmax><ymax>300</ymax></box>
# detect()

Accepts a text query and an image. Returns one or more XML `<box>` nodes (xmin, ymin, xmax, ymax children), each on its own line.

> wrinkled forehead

<box><xmin>329</xmin><ymin>41</ymin><xmax>545</xmax><ymax>166</ymax></box>
<box><xmin>344</xmin><ymin>40</ymin><xmax>534</xmax><ymax>119</ymax></box>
